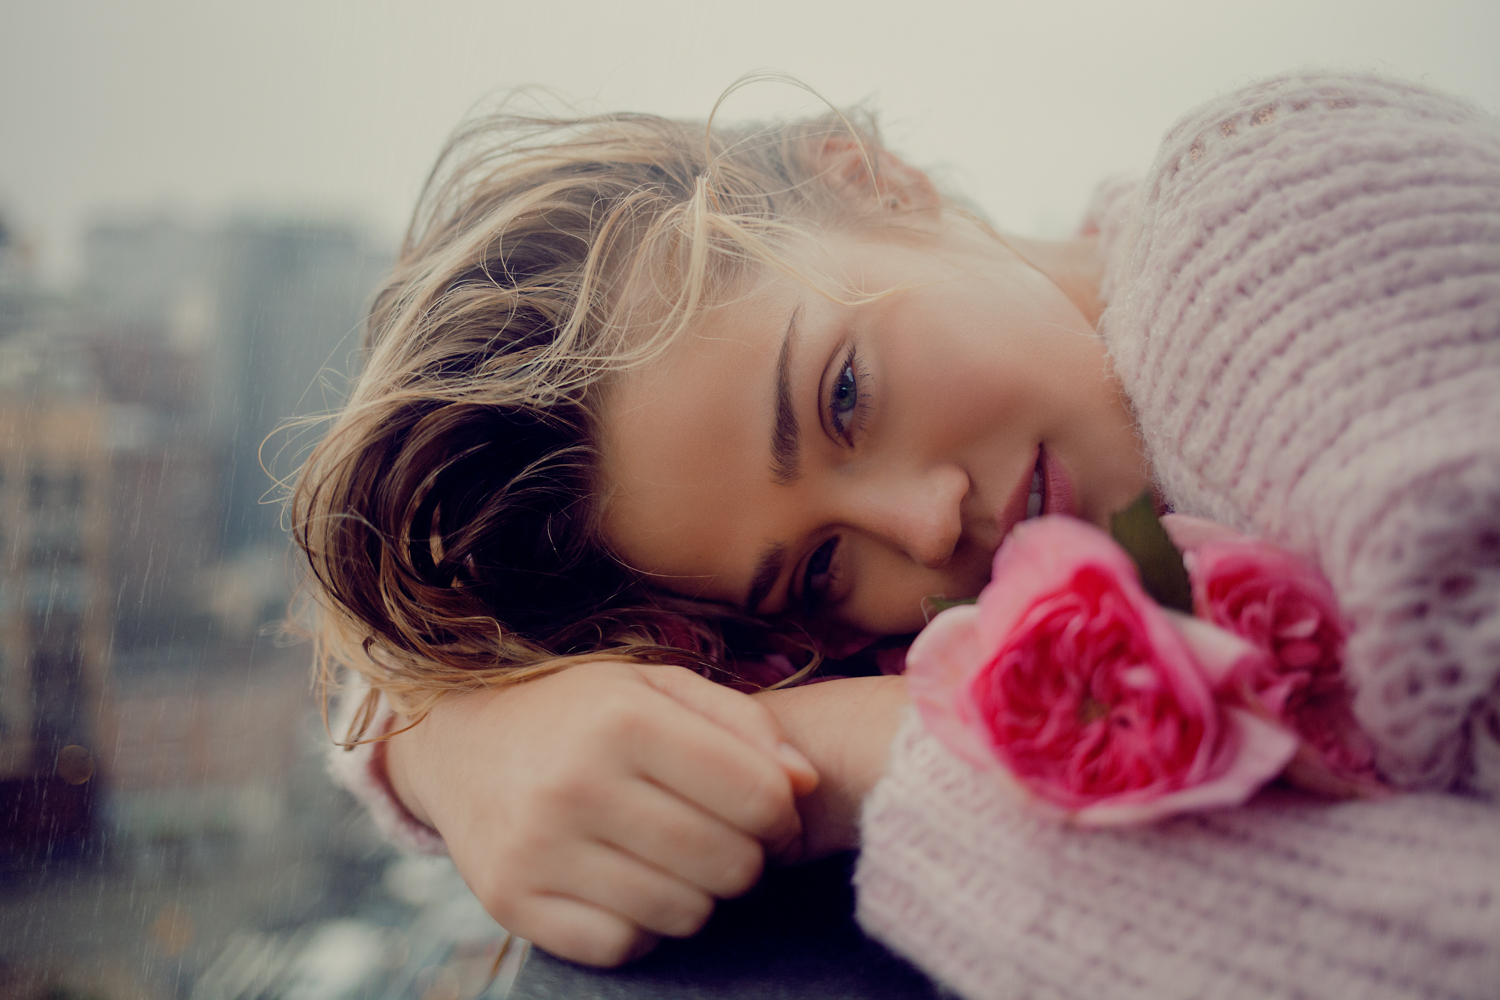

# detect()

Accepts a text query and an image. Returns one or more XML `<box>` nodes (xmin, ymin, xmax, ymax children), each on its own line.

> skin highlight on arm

<box><xmin>755</xmin><ymin>674</ymin><xmax>909</xmax><ymax>860</ymax></box>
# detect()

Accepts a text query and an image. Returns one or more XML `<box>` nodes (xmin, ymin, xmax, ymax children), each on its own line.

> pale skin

<box><xmin>386</xmin><ymin>665</ymin><xmax>906</xmax><ymax>966</ymax></box>
<box><xmin>385</xmin><ymin>157</ymin><xmax>1152</xmax><ymax>967</ymax></box>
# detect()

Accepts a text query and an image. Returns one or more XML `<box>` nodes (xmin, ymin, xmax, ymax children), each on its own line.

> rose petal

<box><xmin>974</xmin><ymin>518</ymin><xmax>1228</xmax><ymax>806</ymax></box>
<box><xmin>907</xmin><ymin>604</ymin><xmax>1002</xmax><ymax>771</ymax></box>
<box><xmin>1160</xmin><ymin>512</ymin><xmax>1248</xmax><ymax>551</ymax></box>
<box><xmin>1166</xmin><ymin>517</ymin><xmax>1374</xmax><ymax>791</ymax></box>
<box><xmin>1166</xmin><ymin>610</ymin><xmax>1271</xmax><ymax>688</ymax></box>
<box><xmin>912</xmin><ymin>516</ymin><xmax>1303</xmax><ymax>825</ymax></box>
<box><xmin>981</xmin><ymin>518</ymin><xmax>1222</xmax><ymax>747</ymax></box>
<box><xmin>974</xmin><ymin>516</ymin><xmax>1139</xmax><ymax>651</ymax></box>
<box><xmin>1071</xmin><ymin>709</ymin><xmax>1298</xmax><ymax>826</ymax></box>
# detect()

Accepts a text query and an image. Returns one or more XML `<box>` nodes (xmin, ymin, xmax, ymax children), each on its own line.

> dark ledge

<box><xmin>510</xmin><ymin>852</ymin><xmax>943</xmax><ymax>1000</ymax></box>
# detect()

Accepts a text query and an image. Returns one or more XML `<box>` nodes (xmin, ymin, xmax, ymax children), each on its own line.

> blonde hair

<box><xmin>290</xmin><ymin>88</ymin><xmax>939</xmax><ymax>736</ymax></box>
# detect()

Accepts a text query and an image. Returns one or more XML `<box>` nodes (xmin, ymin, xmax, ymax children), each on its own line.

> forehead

<box><xmin>598</xmin><ymin>279</ymin><xmax>799</xmax><ymax>602</ymax></box>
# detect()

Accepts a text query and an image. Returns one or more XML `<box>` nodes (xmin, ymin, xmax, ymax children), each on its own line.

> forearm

<box><xmin>754</xmin><ymin>674</ymin><xmax>907</xmax><ymax>860</ymax></box>
<box><xmin>361</xmin><ymin>670</ymin><xmax>909</xmax><ymax>864</ymax></box>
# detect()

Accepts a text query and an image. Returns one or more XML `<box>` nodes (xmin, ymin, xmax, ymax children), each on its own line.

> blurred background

<box><xmin>1</xmin><ymin>0</ymin><xmax>1497</xmax><ymax>996</ymax></box>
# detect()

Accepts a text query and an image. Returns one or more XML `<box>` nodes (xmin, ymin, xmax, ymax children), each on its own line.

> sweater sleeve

<box><xmin>1093</xmin><ymin>72</ymin><xmax>1500</xmax><ymax>790</ymax></box>
<box><xmin>325</xmin><ymin>674</ymin><xmax>448</xmax><ymax>856</ymax></box>
<box><xmin>853</xmin><ymin>73</ymin><xmax>1500</xmax><ymax>1000</ymax></box>
<box><xmin>856</xmin><ymin>710</ymin><xmax>1500</xmax><ymax>1000</ymax></box>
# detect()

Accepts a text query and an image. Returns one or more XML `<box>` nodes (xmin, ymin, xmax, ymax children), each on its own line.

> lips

<box><xmin>996</xmin><ymin>444</ymin><xmax>1077</xmax><ymax>542</ymax></box>
<box><xmin>1041</xmin><ymin>444</ymin><xmax>1076</xmax><ymax>518</ymax></box>
<box><xmin>996</xmin><ymin>445</ymin><xmax>1042</xmax><ymax>542</ymax></box>
<box><xmin>1025</xmin><ymin>461</ymin><xmax>1045</xmax><ymax>518</ymax></box>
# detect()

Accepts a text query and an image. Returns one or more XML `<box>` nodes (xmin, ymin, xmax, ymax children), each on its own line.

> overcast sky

<box><xmin>3</xmin><ymin>0</ymin><xmax>1498</xmax><ymax>285</ymax></box>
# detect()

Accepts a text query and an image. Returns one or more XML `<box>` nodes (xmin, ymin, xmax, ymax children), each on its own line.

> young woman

<box><xmin>301</xmin><ymin>71</ymin><xmax>1500</xmax><ymax>997</ymax></box>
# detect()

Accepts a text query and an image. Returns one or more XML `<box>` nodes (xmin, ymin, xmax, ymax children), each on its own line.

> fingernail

<box><xmin>777</xmin><ymin>741</ymin><xmax>814</xmax><ymax>774</ymax></box>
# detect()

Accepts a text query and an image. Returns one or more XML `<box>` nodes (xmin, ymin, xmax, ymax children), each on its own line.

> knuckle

<box><xmin>715</xmin><ymin>840</ymin><xmax>765</xmax><ymax>897</ymax></box>
<box><xmin>654</xmin><ymin>811</ymin><xmax>701</xmax><ymax>859</ymax></box>
<box><xmin>659</xmin><ymin>890</ymin><xmax>714</xmax><ymax>938</ymax></box>
<box><xmin>740</xmin><ymin>698</ymin><xmax>780</xmax><ymax>737</ymax></box>
<box><xmin>585</xmin><ymin>693</ymin><xmax>649</xmax><ymax>744</ymax></box>
<box><xmin>501</xmin><ymin>795</ymin><xmax>585</xmax><ymax>860</ymax></box>
<box><xmin>532</xmin><ymin>770</ymin><xmax>592</xmax><ymax>813</ymax></box>
<box><xmin>581</xmin><ymin>926</ymin><xmax>651</xmax><ymax>968</ymax></box>
<box><xmin>526</xmin><ymin>905</ymin><xmax>639</xmax><ymax>968</ymax></box>
<box><xmin>524</xmin><ymin>758</ymin><xmax>604</xmax><ymax>816</ymax></box>
<box><xmin>737</xmin><ymin>766</ymin><xmax>792</xmax><ymax>832</ymax></box>
<box><xmin>506</xmin><ymin>820</ymin><xmax>561</xmax><ymax>864</ymax></box>
<box><xmin>473</xmin><ymin>880</ymin><xmax>527</xmax><ymax>936</ymax></box>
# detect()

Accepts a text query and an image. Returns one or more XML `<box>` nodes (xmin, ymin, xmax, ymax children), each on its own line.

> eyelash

<box><xmin>797</xmin><ymin>347</ymin><xmax>870</xmax><ymax>610</ymax></box>
<box><xmin>800</xmin><ymin>537</ymin><xmax>839</xmax><ymax>611</ymax></box>
<box><xmin>827</xmin><ymin>345</ymin><xmax>870</xmax><ymax>443</ymax></box>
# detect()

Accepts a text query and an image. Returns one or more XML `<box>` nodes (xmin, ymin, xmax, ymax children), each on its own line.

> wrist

<box><xmin>382</xmin><ymin>719</ymin><xmax>436</xmax><ymax>830</ymax></box>
<box><xmin>326</xmin><ymin>683</ymin><xmax>448</xmax><ymax>855</ymax></box>
<box><xmin>755</xmin><ymin>674</ymin><xmax>907</xmax><ymax>859</ymax></box>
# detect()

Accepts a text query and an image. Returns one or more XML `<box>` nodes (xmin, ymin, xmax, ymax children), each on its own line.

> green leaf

<box><xmin>922</xmin><ymin>594</ymin><xmax>976</xmax><ymax>622</ymax></box>
<box><xmin>1109</xmin><ymin>490</ymin><xmax>1193</xmax><ymax>613</ymax></box>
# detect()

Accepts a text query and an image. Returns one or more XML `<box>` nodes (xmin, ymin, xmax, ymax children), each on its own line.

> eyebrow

<box><xmin>745</xmin><ymin>308</ymin><xmax>803</xmax><ymax>612</ymax></box>
<box><xmin>744</xmin><ymin>543</ymin><xmax>786</xmax><ymax>614</ymax></box>
<box><xmin>770</xmin><ymin>307</ymin><xmax>802</xmax><ymax>486</ymax></box>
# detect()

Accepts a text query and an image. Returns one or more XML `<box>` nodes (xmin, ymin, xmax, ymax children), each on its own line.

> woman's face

<box><xmin>599</xmin><ymin>219</ymin><xmax>1149</xmax><ymax>650</ymax></box>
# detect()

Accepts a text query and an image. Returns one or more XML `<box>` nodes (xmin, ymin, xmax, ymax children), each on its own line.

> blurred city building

<box><xmin>0</xmin><ymin>216</ymin><xmax>116</xmax><ymax>854</ymax></box>
<box><xmin>0</xmin><ymin>385</ymin><xmax>113</xmax><ymax>859</ymax></box>
<box><xmin>0</xmin><ymin>207</ymin><xmax>382</xmax><ymax>849</ymax></box>
<box><xmin>0</xmin><ymin>207</ymin><xmax>472</xmax><ymax>999</ymax></box>
<box><xmin>82</xmin><ymin>215</ymin><xmax>389</xmax><ymax>565</ymax></box>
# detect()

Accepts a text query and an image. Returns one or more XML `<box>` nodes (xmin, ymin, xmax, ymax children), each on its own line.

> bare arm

<box><xmin>755</xmin><ymin>674</ymin><xmax>908</xmax><ymax>860</ymax></box>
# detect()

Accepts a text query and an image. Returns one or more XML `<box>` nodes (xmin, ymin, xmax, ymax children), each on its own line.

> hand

<box><xmin>384</xmin><ymin>661</ymin><xmax>818</xmax><ymax>967</ymax></box>
<box><xmin>754</xmin><ymin>674</ymin><xmax>908</xmax><ymax>861</ymax></box>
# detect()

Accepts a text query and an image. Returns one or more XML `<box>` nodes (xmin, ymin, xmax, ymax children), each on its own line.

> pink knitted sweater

<box><xmin>328</xmin><ymin>70</ymin><xmax>1500</xmax><ymax>997</ymax></box>
<box><xmin>855</xmin><ymin>72</ymin><xmax>1500</xmax><ymax>999</ymax></box>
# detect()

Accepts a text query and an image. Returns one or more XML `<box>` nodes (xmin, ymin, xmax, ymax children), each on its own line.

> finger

<box><xmin>638</xmin><ymin>665</ymin><xmax>819</xmax><ymax>794</ymax></box>
<box><xmin>508</xmin><ymin>894</ymin><xmax>660</xmax><ymax>968</ymax></box>
<box><xmin>625</xmin><ymin>695</ymin><xmax>804</xmax><ymax>848</ymax></box>
<box><xmin>544</xmin><ymin>840</ymin><xmax>717</xmax><ymax>938</ymax></box>
<box><xmin>592</xmin><ymin>777</ymin><xmax>766</xmax><ymax>898</ymax></box>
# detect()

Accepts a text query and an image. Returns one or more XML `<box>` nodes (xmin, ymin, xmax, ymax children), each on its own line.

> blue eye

<box><xmin>831</xmin><ymin>365</ymin><xmax>857</xmax><ymax>424</ymax></box>
<box><xmin>802</xmin><ymin>537</ymin><xmax>839</xmax><ymax>609</ymax></box>
<box><xmin>828</xmin><ymin>347</ymin><xmax>866</xmax><ymax>441</ymax></box>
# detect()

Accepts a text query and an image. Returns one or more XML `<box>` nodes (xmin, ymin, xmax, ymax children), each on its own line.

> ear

<box><xmin>818</xmin><ymin>136</ymin><xmax>942</xmax><ymax>214</ymax></box>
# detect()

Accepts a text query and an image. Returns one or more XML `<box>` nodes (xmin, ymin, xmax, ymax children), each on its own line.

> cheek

<box><xmin>837</xmin><ymin>542</ymin><xmax>992</xmax><ymax>637</ymax></box>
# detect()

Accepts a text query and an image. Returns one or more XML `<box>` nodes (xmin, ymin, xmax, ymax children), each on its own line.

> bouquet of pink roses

<box><xmin>905</xmin><ymin>496</ymin><xmax>1383</xmax><ymax>826</ymax></box>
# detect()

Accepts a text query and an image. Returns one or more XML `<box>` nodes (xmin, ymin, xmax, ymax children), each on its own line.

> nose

<box><xmin>841</xmin><ymin>462</ymin><xmax>969</xmax><ymax>569</ymax></box>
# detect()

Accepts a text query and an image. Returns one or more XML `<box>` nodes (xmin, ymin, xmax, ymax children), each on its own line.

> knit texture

<box><xmin>855</xmin><ymin>72</ymin><xmax>1500</xmax><ymax>1000</ymax></box>
<box><xmin>857</xmin><ymin>710</ymin><xmax>1500</xmax><ymax>1000</ymax></box>
<box><xmin>1094</xmin><ymin>73</ymin><xmax>1500</xmax><ymax>789</ymax></box>
<box><xmin>331</xmin><ymin>71</ymin><xmax>1500</xmax><ymax>995</ymax></box>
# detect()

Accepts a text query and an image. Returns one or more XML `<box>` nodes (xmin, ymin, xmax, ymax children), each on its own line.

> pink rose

<box><xmin>1162</xmin><ymin>515</ymin><xmax>1382</xmax><ymax>795</ymax></box>
<box><xmin>908</xmin><ymin>516</ymin><xmax>1298</xmax><ymax>825</ymax></box>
